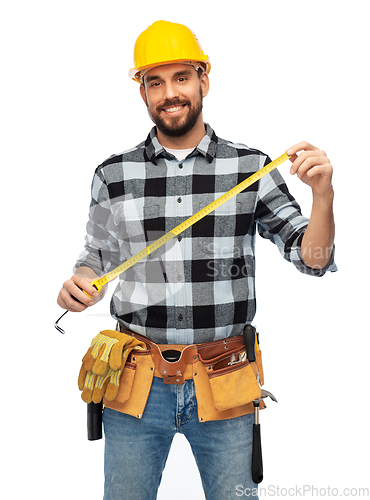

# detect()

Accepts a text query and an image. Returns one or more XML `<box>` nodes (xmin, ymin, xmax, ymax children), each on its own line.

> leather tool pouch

<box><xmin>103</xmin><ymin>347</ymin><xmax>155</xmax><ymax>419</ymax></box>
<box><xmin>198</xmin><ymin>341</ymin><xmax>262</xmax><ymax>412</ymax></box>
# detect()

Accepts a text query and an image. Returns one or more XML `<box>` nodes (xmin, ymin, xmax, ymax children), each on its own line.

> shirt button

<box><xmin>179</xmin><ymin>164</ymin><xmax>183</xmax><ymax>169</ymax></box>
<box><xmin>177</xmin><ymin>235</ymin><xmax>182</xmax><ymax>242</ymax></box>
<box><xmin>178</xmin><ymin>314</ymin><xmax>183</xmax><ymax>321</ymax></box>
<box><xmin>177</xmin><ymin>197</ymin><xmax>182</xmax><ymax>203</ymax></box>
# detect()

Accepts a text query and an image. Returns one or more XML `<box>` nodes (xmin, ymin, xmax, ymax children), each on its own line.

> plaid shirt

<box><xmin>75</xmin><ymin>124</ymin><xmax>337</xmax><ymax>344</ymax></box>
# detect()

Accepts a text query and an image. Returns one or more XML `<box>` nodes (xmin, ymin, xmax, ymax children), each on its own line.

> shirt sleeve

<box><xmin>255</xmin><ymin>157</ymin><xmax>337</xmax><ymax>277</ymax></box>
<box><xmin>74</xmin><ymin>169</ymin><xmax>121</xmax><ymax>275</ymax></box>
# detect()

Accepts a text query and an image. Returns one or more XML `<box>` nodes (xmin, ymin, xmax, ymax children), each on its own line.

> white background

<box><xmin>1</xmin><ymin>0</ymin><xmax>369</xmax><ymax>498</ymax></box>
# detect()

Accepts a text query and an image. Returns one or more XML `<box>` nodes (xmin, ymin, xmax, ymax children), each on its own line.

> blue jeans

<box><xmin>103</xmin><ymin>377</ymin><xmax>258</xmax><ymax>499</ymax></box>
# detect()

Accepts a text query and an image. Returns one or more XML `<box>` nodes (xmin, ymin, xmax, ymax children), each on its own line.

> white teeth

<box><xmin>165</xmin><ymin>105</ymin><xmax>184</xmax><ymax>113</ymax></box>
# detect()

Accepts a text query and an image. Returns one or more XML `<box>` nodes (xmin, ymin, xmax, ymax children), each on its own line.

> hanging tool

<box><xmin>87</xmin><ymin>401</ymin><xmax>103</xmax><ymax>441</ymax></box>
<box><xmin>243</xmin><ymin>324</ymin><xmax>257</xmax><ymax>363</ymax></box>
<box><xmin>252</xmin><ymin>389</ymin><xmax>278</xmax><ymax>484</ymax></box>
<box><xmin>243</xmin><ymin>324</ymin><xmax>277</xmax><ymax>483</ymax></box>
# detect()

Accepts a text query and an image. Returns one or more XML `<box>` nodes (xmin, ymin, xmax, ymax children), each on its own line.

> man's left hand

<box><xmin>287</xmin><ymin>142</ymin><xmax>333</xmax><ymax>197</ymax></box>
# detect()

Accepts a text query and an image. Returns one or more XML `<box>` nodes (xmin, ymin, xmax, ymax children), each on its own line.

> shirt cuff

<box><xmin>295</xmin><ymin>241</ymin><xmax>338</xmax><ymax>277</ymax></box>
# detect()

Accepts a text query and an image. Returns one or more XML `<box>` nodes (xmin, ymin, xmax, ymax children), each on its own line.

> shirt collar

<box><xmin>144</xmin><ymin>123</ymin><xmax>218</xmax><ymax>165</ymax></box>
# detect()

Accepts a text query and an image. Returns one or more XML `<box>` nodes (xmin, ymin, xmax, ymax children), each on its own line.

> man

<box><xmin>57</xmin><ymin>20</ymin><xmax>336</xmax><ymax>499</ymax></box>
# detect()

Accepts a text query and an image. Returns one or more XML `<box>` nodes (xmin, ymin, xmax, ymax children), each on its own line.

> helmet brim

<box><xmin>129</xmin><ymin>58</ymin><xmax>211</xmax><ymax>83</ymax></box>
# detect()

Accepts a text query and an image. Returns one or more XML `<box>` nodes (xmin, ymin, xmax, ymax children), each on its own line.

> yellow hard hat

<box><xmin>129</xmin><ymin>20</ymin><xmax>211</xmax><ymax>83</ymax></box>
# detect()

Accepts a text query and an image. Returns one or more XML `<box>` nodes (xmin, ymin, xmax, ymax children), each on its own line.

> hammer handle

<box><xmin>252</xmin><ymin>423</ymin><xmax>263</xmax><ymax>484</ymax></box>
<box><xmin>87</xmin><ymin>401</ymin><xmax>103</xmax><ymax>441</ymax></box>
<box><xmin>243</xmin><ymin>325</ymin><xmax>256</xmax><ymax>363</ymax></box>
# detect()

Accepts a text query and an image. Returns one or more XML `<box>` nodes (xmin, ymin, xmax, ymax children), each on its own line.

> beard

<box><xmin>147</xmin><ymin>89</ymin><xmax>203</xmax><ymax>138</ymax></box>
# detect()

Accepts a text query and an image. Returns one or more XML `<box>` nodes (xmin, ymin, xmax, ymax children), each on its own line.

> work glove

<box><xmin>78</xmin><ymin>330</ymin><xmax>145</xmax><ymax>403</ymax></box>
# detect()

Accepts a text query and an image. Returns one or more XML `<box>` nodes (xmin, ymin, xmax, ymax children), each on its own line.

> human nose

<box><xmin>163</xmin><ymin>81</ymin><xmax>179</xmax><ymax>101</ymax></box>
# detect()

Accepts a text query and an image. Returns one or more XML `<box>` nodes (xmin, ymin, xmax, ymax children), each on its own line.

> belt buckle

<box><xmin>161</xmin><ymin>349</ymin><xmax>185</xmax><ymax>384</ymax></box>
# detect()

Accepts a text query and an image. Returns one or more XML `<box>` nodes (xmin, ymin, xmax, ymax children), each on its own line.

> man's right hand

<box><xmin>57</xmin><ymin>274</ymin><xmax>100</xmax><ymax>312</ymax></box>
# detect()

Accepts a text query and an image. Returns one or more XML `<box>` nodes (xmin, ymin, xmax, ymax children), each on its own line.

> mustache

<box><xmin>156</xmin><ymin>98</ymin><xmax>191</xmax><ymax>113</ymax></box>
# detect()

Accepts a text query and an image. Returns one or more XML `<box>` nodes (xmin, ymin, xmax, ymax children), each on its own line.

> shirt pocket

<box><xmin>112</xmin><ymin>200</ymin><xmax>160</xmax><ymax>253</ymax></box>
<box><xmin>198</xmin><ymin>200</ymin><xmax>239</xmax><ymax>259</ymax></box>
<box><xmin>200</xmin><ymin>237</ymin><xmax>236</xmax><ymax>259</ymax></box>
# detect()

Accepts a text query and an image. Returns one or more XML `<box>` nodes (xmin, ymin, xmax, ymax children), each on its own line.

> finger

<box><xmin>73</xmin><ymin>275</ymin><xmax>100</xmax><ymax>298</ymax></box>
<box><xmin>304</xmin><ymin>163</ymin><xmax>333</xmax><ymax>180</ymax></box>
<box><xmin>288</xmin><ymin>153</ymin><xmax>298</xmax><ymax>163</ymax></box>
<box><xmin>69</xmin><ymin>284</ymin><xmax>96</xmax><ymax>307</ymax></box>
<box><xmin>294</xmin><ymin>155</ymin><xmax>327</xmax><ymax>178</ymax></box>
<box><xmin>57</xmin><ymin>291</ymin><xmax>88</xmax><ymax>312</ymax></box>
<box><xmin>289</xmin><ymin>150</ymin><xmax>325</xmax><ymax>175</ymax></box>
<box><xmin>62</xmin><ymin>279</ymin><xmax>94</xmax><ymax>308</ymax></box>
<box><xmin>286</xmin><ymin>141</ymin><xmax>319</xmax><ymax>157</ymax></box>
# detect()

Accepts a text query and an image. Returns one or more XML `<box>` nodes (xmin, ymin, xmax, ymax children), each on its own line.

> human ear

<box><xmin>140</xmin><ymin>84</ymin><xmax>149</xmax><ymax>106</ymax></box>
<box><xmin>200</xmin><ymin>72</ymin><xmax>210</xmax><ymax>98</ymax></box>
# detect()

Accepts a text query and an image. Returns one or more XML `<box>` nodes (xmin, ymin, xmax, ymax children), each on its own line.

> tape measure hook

<box><xmin>55</xmin><ymin>310</ymin><xmax>68</xmax><ymax>334</ymax></box>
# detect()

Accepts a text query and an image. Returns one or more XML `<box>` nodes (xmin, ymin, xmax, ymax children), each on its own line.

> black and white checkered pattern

<box><xmin>75</xmin><ymin>124</ymin><xmax>336</xmax><ymax>344</ymax></box>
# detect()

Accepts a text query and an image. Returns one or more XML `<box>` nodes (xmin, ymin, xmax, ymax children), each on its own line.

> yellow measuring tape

<box><xmin>89</xmin><ymin>152</ymin><xmax>291</xmax><ymax>292</ymax></box>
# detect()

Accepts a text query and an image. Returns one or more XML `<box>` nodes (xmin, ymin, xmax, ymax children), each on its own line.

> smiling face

<box><xmin>140</xmin><ymin>63</ymin><xmax>209</xmax><ymax>144</ymax></box>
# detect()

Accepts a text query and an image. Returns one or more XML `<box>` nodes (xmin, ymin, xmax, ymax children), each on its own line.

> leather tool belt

<box><xmin>102</xmin><ymin>326</ymin><xmax>265</xmax><ymax>423</ymax></box>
